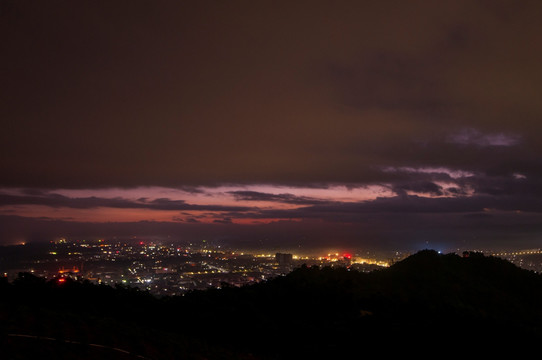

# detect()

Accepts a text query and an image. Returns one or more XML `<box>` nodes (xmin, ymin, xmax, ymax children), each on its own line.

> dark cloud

<box><xmin>2</xmin><ymin>1</ymin><xmax>542</xmax><ymax>250</ymax></box>
<box><xmin>325</xmin><ymin>51</ymin><xmax>445</xmax><ymax>112</ymax></box>
<box><xmin>447</xmin><ymin>128</ymin><xmax>521</xmax><ymax>147</ymax></box>
<box><xmin>213</xmin><ymin>218</ymin><xmax>233</xmax><ymax>225</ymax></box>
<box><xmin>446</xmin><ymin>187</ymin><xmax>469</xmax><ymax>196</ymax></box>
<box><xmin>213</xmin><ymin>192</ymin><xmax>542</xmax><ymax>225</ymax></box>
<box><xmin>145</xmin><ymin>198</ymin><xmax>252</xmax><ymax>212</ymax></box>
<box><xmin>327</xmin><ymin>194</ymin><xmax>542</xmax><ymax>215</ymax></box>
<box><xmin>20</xmin><ymin>188</ymin><xmax>47</xmax><ymax>196</ymax></box>
<box><xmin>185</xmin><ymin>218</ymin><xmax>201</xmax><ymax>224</ymax></box>
<box><xmin>392</xmin><ymin>181</ymin><xmax>444</xmax><ymax>197</ymax></box>
<box><xmin>462</xmin><ymin>213</ymin><xmax>493</xmax><ymax>219</ymax></box>
<box><xmin>0</xmin><ymin>193</ymin><xmax>253</xmax><ymax>212</ymax></box>
<box><xmin>1</xmin><ymin>0</ymin><xmax>542</xmax><ymax>188</ymax></box>
<box><xmin>459</xmin><ymin>173</ymin><xmax>542</xmax><ymax>198</ymax></box>
<box><xmin>228</xmin><ymin>191</ymin><xmax>330</xmax><ymax>205</ymax></box>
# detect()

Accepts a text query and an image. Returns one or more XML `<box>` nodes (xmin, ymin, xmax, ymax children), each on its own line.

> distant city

<box><xmin>2</xmin><ymin>239</ymin><xmax>542</xmax><ymax>296</ymax></box>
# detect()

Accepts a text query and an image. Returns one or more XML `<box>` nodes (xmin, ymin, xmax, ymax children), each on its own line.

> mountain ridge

<box><xmin>2</xmin><ymin>249</ymin><xmax>541</xmax><ymax>358</ymax></box>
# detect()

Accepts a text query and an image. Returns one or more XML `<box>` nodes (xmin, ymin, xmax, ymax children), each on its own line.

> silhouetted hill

<box><xmin>2</xmin><ymin>250</ymin><xmax>542</xmax><ymax>359</ymax></box>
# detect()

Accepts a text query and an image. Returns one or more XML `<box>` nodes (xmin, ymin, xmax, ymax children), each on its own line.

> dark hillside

<box><xmin>2</xmin><ymin>250</ymin><xmax>542</xmax><ymax>359</ymax></box>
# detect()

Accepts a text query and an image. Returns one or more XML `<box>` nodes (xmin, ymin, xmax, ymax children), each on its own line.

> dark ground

<box><xmin>2</xmin><ymin>250</ymin><xmax>541</xmax><ymax>359</ymax></box>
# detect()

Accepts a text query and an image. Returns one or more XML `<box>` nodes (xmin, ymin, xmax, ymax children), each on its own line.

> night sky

<box><xmin>2</xmin><ymin>0</ymin><xmax>542</xmax><ymax>253</ymax></box>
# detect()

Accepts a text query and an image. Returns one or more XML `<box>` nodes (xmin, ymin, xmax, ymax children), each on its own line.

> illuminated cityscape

<box><xmin>0</xmin><ymin>239</ymin><xmax>399</xmax><ymax>296</ymax></box>
<box><xmin>3</xmin><ymin>239</ymin><xmax>542</xmax><ymax>297</ymax></box>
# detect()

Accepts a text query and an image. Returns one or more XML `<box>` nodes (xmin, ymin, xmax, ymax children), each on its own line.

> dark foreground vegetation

<box><xmin>2</xmin><ymin>250</ymin><xmax>542</xmax><ymax>359</ymax></box>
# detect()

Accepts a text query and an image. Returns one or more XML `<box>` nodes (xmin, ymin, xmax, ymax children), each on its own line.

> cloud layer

<box><xmin>2</xmin><ymin>1</ymin><xmax>542</xmax><ymax>251</ymax></box>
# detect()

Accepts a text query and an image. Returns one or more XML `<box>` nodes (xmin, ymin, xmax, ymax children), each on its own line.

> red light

<box><xmin>58</xmin><ymin>278</ymin><xmax>66</xmax><ymax>283</ymax></box>
<box><xmin>343</xmin><ymin>253</ymin><xmax>352</xmax><ymax>259</ymax></box>
<box><xmin>139</xmin><ymin>241</ymin><xmax>144</xmax><ymax>245</ymax></box>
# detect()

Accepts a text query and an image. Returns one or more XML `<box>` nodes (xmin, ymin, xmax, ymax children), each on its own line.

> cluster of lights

<box><xmin>492</xmin><ymin>249</ymin><xmax>542</xmax><ymax>257</ymax></box>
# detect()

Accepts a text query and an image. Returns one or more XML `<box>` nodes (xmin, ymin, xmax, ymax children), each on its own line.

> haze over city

<box><xmin>2</xmin><ymin>0</ymin><xmax>542</xmax><ymax>254</ymax></box>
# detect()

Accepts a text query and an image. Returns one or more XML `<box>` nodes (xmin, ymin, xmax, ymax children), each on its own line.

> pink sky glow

<box><xmin>0</xmin><ymin>184</ymin><xmax>397</xmax><ymax>223</ymax></box>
